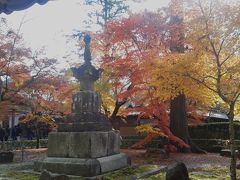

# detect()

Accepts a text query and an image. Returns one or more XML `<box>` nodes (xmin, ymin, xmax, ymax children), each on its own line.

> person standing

<box><xmin>26</xmin><ymin>127</ymin><xmax>33</xmax><ymax>140</ymax></box>
<box><xmin>0</xmin><ymin>126</ymin><xmax>5</xmax><ymax>142</ymax></box>
<box><xmin>16</xmin><ymin>124</ymin><xmax>22</xmax><ymax>141</ymax></box>
<box><xmin>4</xmin><ymin>126</ymin><xmax>10</xmax><ymax>141</ymax></box>
<box><xmin>11</xmin><ymin>126</ymin><xmax>17</xmax><ymax>140</ymax></box>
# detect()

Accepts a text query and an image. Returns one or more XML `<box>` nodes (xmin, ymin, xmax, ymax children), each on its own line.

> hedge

<box><xmin>189</xmin><ymin>122</ymin><xmax>240</xmax><ymax>140</ymax></box>
<box><xmin>0</xmin><ymin>139</ymin><xmax>48</xmax><ymax>150</ymax></box>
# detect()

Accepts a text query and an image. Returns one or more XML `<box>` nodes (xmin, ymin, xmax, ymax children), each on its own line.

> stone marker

<box><xmin>0</xmin><ymin>151</ymin><xmax>14</xmax><ymax>163</ymax></box>
<box><xmin>166</xmin><ymin>162</ymin><xmax>189</xmax><ymax>180</ymax></box>
<box><xmin>34</xmin><ymin>34</ymin><xmax>130</xmax><ymax>177</ymax></box>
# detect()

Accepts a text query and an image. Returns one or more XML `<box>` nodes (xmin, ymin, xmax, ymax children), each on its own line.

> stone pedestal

<box><xmin>47</xmin><ymin>131</ymin><xmax>120</xmax><ymax>158</ymax></box>
<box><xmin>35</xmin><ymin>131</ymin><xmax>129</xmax><ymax>177</ymax></box>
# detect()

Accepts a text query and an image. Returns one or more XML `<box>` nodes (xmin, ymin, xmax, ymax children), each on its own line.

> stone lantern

<box><xmin>34</xmin><ymin>34</ymin><xmax>130</xmax><ymax>177</ymax></box>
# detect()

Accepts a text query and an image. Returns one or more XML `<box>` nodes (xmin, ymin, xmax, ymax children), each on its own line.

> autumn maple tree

<box><xmin>94</xmin><ymin>2</ymin><xmax>219</xmax><ymax>152</ymax></box>
<box><xmin>97</xmin><ymin>11</ymin><xmax>168</xmax><ymax>119</ymax></box>
<box><xmin>180</xmin><ymin>0</ymin><xmax>240</xmax><ymax>179</ymax></box>
<box><xmin>0</xmin><ymin>19</ymin><xmax>74</xmax><ymax>141</ymax></box>
<box><xmin>94</xmin><ymin>10</ymin><xmax>203</xmax><ymax>150</ymax></box>
<box><xmin>0</xmin><ymin>17</ymin><xmax>31</xmax><ymax>122</ymax></box>
<box><xmin>18</xmin><ymin>65</ymin><xmax>76</xmax><ymax>148</ymax></box>
<box><xmin>0</xmin><ymin>18</ymin><xmax>30</xmax><ymax>101</ymax></box>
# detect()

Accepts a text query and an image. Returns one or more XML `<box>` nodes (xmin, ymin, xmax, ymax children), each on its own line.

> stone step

<box><xmin>35</xmin><ymin>153</ymin><xmax>130</xmax><ymax>177</ymax></box>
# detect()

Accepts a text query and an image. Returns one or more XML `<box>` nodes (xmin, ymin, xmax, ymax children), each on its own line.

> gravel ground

<box><xmin>121</xmin><ymin>149</ymin><xmax>238</xmax><ymax>169</ymax></box>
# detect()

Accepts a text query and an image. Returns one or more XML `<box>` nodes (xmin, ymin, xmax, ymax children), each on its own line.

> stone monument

<box><xmin>34</xmin><ymin>34</ymin><xmax>130</xmax><ymax>177</ymax></box>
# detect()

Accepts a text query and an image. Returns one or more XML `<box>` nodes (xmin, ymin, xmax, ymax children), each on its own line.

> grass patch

<box><xmin>0</xmin><ymin>162</ymin><xmax>39</xmax><ymax>180</ymax></box>
<box><xmin>140</xmin><ymin>173</ymin><xmax>165</xmax><ymax>180</ymax></box>
<box><xmin>189</xmin><ymin>166</ymin><xmax>240</xmax><ymax>180</ymax></box>
<box><xmin>4</xmin><ymin>171</ymin><xmax>39</xmax><ymax>180</ymax></box>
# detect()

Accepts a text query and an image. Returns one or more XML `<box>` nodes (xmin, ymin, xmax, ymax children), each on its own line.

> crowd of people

<box><xmin>0</xmin><ymin>123</ymin><xmax>52</xmax><ymax>142</ymax></box>
<box><xmin>0</xmin><ymin>124</ymin><xmax>30</xmax><ymax>142</ymax></box>
<box><xmin>0</xmin><ymin>125</ymin><xmax>10</xmax><ymax>142</ymax></box>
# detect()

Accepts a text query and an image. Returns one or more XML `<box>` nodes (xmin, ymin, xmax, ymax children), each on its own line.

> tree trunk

<box><xmin>36</xmin><ymin>129</ymin><xmax>40</xmax><ymax>149</ymax></box>
<box><xmin>0</xmin><ymin>78</ymin><xmax>3</xmax><ymax>102</ymax></box>
<box><xmin>170</xmin><ymin>94</ymin><xmax>206</xmax><ymax>153</ymax></box>
<box><xmin>229</xmin><ymin>104</ymin><xmax>236</xmax><ymax>180</ymax></box>
<box><xmin>169</xmin><ymin>15</ymin><xmax>196</xmax><ymax>152</ymax></box>
<box><xmin>110</xmin><ymin>85</ymin><xmax>131</xmax><ymax>123</ymax></box>
<box><xmin>170</xmin><ymin>94</ymin><xmax>191</xmax><ymax>152</ymax></box>
<box><xmin>110</xmin><ymin>100</ymin><xmax>126</xmax><ymax>121</ymax></box>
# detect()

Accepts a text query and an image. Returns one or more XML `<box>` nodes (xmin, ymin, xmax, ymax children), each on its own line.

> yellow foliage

<box><xmin>182</xmin><ymin>0</ymin><xmax>240</xmax><ymax>108</ymax></box>
<box><xmin>95</xmin><ymin>73</ymin><xmax>116</xmax><ymax>116</ymax></box>
<box><xmin>135</xmin><ymin>124</ymin><xmax>167</xmax><ymax>137</ymax></box>
<box><xmin>137</xmin><ymin>55</ymin><xmax>217</xmax><ymax>110</ymax></box>
<box><xmin>21</xmin><ymin>113</ymin><xmax>55</xmax><ymax>128</ymax></box>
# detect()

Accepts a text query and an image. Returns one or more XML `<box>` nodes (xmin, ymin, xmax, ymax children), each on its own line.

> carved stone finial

<box><xmin>84</xmin><ymin>34</ymin><xmax>91</xmax><ymax>45</ymax></box>
<box><xmin>71</xmin><ymin>33</ymin><xmax>100</xmax><ymax>91</ymax></box>
<box><xmin>84</xmin><ymin>34</ymin><xmax>91</xmax><ymax>64</ymax></box>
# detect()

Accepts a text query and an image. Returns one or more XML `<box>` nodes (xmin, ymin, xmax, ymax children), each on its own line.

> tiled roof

<box><xmin>0</xmin><ymin>0</ymin><xmax>48</xmax><ymax>14</ymax></box>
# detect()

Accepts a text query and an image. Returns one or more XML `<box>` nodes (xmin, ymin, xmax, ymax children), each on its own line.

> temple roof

<box><xmin>0</xmin><ymin>0</ymin><xmax>48</xmax><ymax>14</ymax></box>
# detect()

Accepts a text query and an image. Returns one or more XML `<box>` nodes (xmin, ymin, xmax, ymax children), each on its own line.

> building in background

<box><xmin>0</xmin><ymin>103</ymin><xmax>31</xmax><ymax>128</ymax></box>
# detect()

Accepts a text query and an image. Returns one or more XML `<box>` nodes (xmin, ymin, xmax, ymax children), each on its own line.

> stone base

<box><xmin>47</xmin><ymin>131</ymin><xmax>120</xmax><ymax>158</ymax></box>
<box><xmin>59</xmin><ymin>113</ymin><xmax>112</xmax><ymax>132</ymax></box>
<box><xmin>34</xmin><ymin>153</ymin><xmax>130</xmax><ymax>177</ymax></box>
